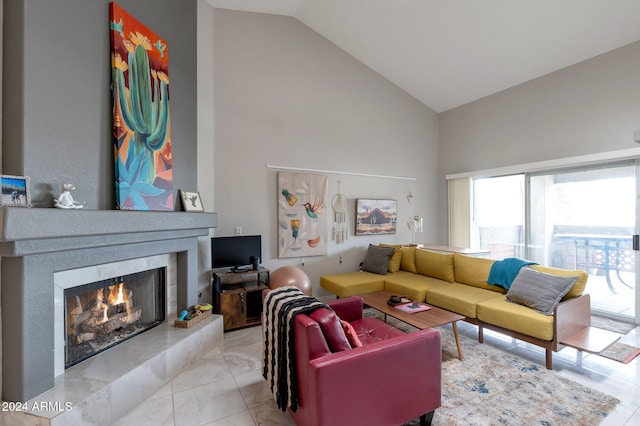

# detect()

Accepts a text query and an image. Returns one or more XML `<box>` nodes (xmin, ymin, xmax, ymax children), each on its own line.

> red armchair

<box><xmin>282</xmin><ymin>295</ymin><xmax>442</xmax><ymax>426</ymax></box>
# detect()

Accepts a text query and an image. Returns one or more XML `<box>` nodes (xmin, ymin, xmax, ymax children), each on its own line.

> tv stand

<box><xmin>211</xmin><ymin>267</ymin><xmax>270</xmax><ymax>331</ymax></box>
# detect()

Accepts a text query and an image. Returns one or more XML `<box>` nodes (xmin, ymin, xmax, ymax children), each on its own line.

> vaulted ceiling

<box><xmin>209</xmin><ymin>0</ymin><xmax>640</xmax><ymax>112</ymax></box>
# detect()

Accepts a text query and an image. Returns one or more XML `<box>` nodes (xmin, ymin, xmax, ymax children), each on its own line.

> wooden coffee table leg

<box><xmin>452</xmin><ymin>321</ymin><xmax>463</xmax><ymax>361</ymax></box>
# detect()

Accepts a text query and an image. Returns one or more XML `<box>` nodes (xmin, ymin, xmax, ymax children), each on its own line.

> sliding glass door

<box><xmin>528</xmin><ymin>162</ymin><xmax>636</xmax><ymax>320</ymax></box>
<box><xmin>468</xmin><ymin>161</ymin><xmax>638</xmax><ymax>322</ymax></box>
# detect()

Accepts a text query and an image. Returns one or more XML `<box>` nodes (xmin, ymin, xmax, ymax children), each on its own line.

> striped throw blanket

<box><xmin>262</xmin><ymin>286</ymin><xmax>329</xmax><ymax>412</ymax></box>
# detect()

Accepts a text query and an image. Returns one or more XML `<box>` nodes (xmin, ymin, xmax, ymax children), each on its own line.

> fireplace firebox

<box><xmin>64</xmin><ymin>268</ymin><xmax>166</xmax><ymax>368</ymax></box>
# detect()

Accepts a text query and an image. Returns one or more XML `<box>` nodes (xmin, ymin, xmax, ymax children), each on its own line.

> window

<box><xmin>472</xmin><ymin>175</ymin><xmax>525</xmax><ymax>260</ymax></box>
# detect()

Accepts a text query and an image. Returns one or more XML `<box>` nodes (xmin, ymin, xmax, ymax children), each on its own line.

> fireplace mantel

<box><xmin>0</xmin><ymin>207</ymin><xmax>218</xmax><ymax>256</ymax></box>
<box><xmin>0</xmin><ymin>207</ymin><xmax>218</xmax><ymax>402</ymax></box>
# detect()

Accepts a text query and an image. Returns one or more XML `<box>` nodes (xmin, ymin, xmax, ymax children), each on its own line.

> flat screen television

<box><xmin>211</xmin><ymin>235</ymin><xmax>262</xmax><ymax>271</ymax></box>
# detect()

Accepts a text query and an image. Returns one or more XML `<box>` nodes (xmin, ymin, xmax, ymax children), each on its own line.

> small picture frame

<box><xmin>180</xmin><ymin>190</ymin><xmax>204</xmax><ymax>212</ymax></box>
<box><xmin>0</xmin><ymin>175</ymin><xmax>32</xmax><ymax>207</ymax></box>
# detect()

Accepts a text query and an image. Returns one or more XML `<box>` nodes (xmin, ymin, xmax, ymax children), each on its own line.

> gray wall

<box><xmin>2</xmin><ymin>0</ymin><xmax>197</xmax><ymax>209</ymax></box>
<box><xmin>440</xmin><ymin>41</ymin><xmax>640</xmax><ymax>176</ymax></box>
<box><xmin>213</xmin><ymin>9</ymin><xmax>440</xmax><ymax>294</ymax></box>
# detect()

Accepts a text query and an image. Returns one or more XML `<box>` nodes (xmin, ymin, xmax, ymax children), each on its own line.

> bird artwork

<box><xmin>187</xmin><ymin>194</ymin><xmax>199</xmax><ymax>208</ymax></box>
<box><xmin>154</xmin><ymin>39</ymin><xmax>167</xmax><ymax>58</ymax></box>
<box><xmin>277</xmin><ymin>172</ymin><xmax>328</xmax><ymax>258</ymax></box>
<box><xmin>180</xmin><ymin>191</ymin><xmax>202</xmax><ymax>211</ymax></box>
<box><xmin>303</xmin><ymin>203</ymin><xmax>317</xmax><ymax>219</ymax></box>
<box><xmin>303</xmin><ymin>200</ymin><xmax>324</xmax><ymax>219</ymax></box>
<box><xmin>110</xmin><ymin>18</ymin><xmax>124</xmax><ymax>39</ymax></box>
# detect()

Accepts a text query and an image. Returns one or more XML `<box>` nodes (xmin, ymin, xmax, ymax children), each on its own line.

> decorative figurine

<box><xmin>54</xmin><ymin>183</ymin><xmax>85</xmax><ymax>209</ymax></box>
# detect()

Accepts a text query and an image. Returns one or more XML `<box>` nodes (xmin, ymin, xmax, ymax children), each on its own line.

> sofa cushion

<box><xmin>310</xmin><ymin>308</ymin><xmax>352</xmax><ymax>352</ymax></box>
<box><xmin>384</xmin><ymin>271</ymin><xmax>448</xmax><ymax>302</ymax></box>
<box><xmin>453</xmin><ymin>254</ymin><xmax>504</xmax><ymax>293</ymax></box>
<box><xmin>506</xmin><ymin>267</ymin><xmax>578</xmax><ymax>315</ymax></box>
<box><xmin>320</xmin><ymin>271</ymin><xmax>385</xmax><ymax>297</ymax></box>
<box><xmin>350</xmin><ymin>317</ymin><xmax>405</xmax><ymax>345</ymax></box>
<box><xmin>426</xmin><ymin>283</ymin><xmax>504</xmax><ymax>318</ymax></box>
<box><xmin>530</xmin><ymin>264</ymin><xmax>588</xmax><ymax>300</ymax></box>
<box><xmin>379</xmin><ymin>244</ymin><xmax>403</xmax><ymax>272</ymax></box>
<box><xmin>400</xmin><ymin>246</ymin><xmax>417</xmax><ymax>273</ymax></box>
<box><xmin>362</xmin><ymin>244</ymin><xmax>396</xmax><ymax>275</ymax></box>
<box><xmin>415</xmin><ymin>249</ymin><xmax>455</xmax><ymax>282</ymax></box>
<box><xmin>476</xmin><ymin>297</ymin><xmax>555</xmax><ymax>341</ymax></box>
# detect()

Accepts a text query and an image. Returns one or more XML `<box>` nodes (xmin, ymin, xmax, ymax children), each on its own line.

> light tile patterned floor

<box><xmin>114</xmin><ymin>321</ymin><xmax>640</xmax><ymax>426</ymax></box>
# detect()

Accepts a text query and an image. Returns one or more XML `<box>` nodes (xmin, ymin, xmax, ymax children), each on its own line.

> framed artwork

<box><xmin>180</xmin><ymin>190</ymin><xmax>204</xmax><ymax>212</ymax></box>
<box><xmin>110</xmin><ymin>2</ymin><xmax>173</xmax><ymax>211</ymax></box>
<box><xmin>0</xmin><ymin>175</ymin><xmax>31</xmax><ymax>207</ymax></box>
<box><xmin>278</xmin><ymin>172</ymin><xmax>328</xmax><ymax>258</ymax></box>
<box><xmin>355</xmin><ymin>199</ymin><xmax>397</xmax><ymax>235</ymax></box>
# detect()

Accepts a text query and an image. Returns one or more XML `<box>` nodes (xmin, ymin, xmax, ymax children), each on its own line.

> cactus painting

<box><xmin>110</xmin><ymin>2</ymin><xmax>173</xmax><ymax>211</ymax></box>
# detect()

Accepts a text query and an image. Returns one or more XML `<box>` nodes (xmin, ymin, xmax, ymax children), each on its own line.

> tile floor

<box><xmin>115</xmin><ymin>320</ymin><xmax>640</xmax><ymax>426</ymax></box>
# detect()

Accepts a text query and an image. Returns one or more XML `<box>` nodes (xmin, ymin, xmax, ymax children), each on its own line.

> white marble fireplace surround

<box><xmin>53</xmin><ymin>254</ymin><xmax>178</xmax><ymax>378</ymax></box>
<box><xmin>0</xmin><ymin>207</ymin><xmax>218</xmax><ymax>404</ymax></box>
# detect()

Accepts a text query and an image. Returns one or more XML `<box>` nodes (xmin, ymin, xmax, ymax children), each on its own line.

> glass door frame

<box><xmin>636</xmin><ymin>159</ymin><xmax>640</xmax><ymax>323</ymax></box>
<box><xmin>524</xmin><ymin>160</ymin><xmax>638</xmax><ymax>324</ymax></box>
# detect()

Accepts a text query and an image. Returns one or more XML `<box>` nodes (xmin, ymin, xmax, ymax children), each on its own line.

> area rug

<box><xmin>599</xmin><ymin>341</ymin><xmax>640</xmax><ymax>364</ymax></box>
<box><xmin>400</xmin><ymin>327</ymin><xmax>621</xmax><ymax>425</ymax></box>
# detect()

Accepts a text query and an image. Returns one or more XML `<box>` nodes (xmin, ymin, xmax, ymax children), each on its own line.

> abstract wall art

<box><xmin>110</xmin><ymin>2</ymin><xmax>173</xmax><ymax>211</ymax></box>
<box><xmin>278</xmin><ymin>172</ymin><xmax>328</xmax><ymax>258</ymax></box>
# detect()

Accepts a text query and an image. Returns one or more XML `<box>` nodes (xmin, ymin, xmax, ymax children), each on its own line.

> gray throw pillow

<box><xmin>361</xmin><ymin>244</ymin><xmax>396</xmax><ymax>275</ymax></box>
<box><xmin>506</xmin><ymin>267</ymin><xmax>578</xmax><ymax>315</ymax></box>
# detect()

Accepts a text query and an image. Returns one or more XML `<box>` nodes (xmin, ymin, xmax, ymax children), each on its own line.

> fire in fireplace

<box><xmin>64</xmin><ymin>268</ymin><xmax>166</xmax><ymax>368</ymax></box>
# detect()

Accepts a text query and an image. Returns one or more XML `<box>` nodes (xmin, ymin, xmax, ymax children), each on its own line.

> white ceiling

<box><xmin>209</xmin><ymin>0</ymin><xmax>640</xmax><ymax>112</ymax></box>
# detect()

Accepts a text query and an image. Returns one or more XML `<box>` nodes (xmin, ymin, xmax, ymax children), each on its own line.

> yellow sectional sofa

<box><xmin>320</xmin><ymin>246</ymin><xmax>590</xmax><ymax>369</ymax></box>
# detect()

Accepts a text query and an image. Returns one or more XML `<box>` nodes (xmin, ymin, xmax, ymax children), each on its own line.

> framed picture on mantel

<box><xmin>0</xmin><ymin>175</ymin><xmax>32</xmax><ymax>207</ymax></box>
<box><xmin>180</xmin><ymin>190</ymin><xmax>204</xmax><ymax>212</ymax></box>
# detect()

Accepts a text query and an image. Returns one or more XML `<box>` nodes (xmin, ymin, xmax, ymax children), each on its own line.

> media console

<box><xmin>211</xmin><ymin>267</ymin><xmax>270</xmax><ymax>331</ymax></box>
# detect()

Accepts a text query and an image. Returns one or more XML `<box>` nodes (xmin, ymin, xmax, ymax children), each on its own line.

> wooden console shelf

<box><xmin>559</xmin><ymin>326</ymin><xmax>621</xmax><ymax>353</ymax></box>
<box><xmin>211</xmin><ymin>268</ymin><xmax>270</xmax><ymax>331</ymax></box>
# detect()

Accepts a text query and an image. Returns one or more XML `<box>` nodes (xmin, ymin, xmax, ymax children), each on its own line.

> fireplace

<box><xmin>64</xmin><ymin>268</ymin><xmax>166</xmax><ymax>368</ymax></box>
<box><xmin>0</xmin><ymin>208</ymin><xmax>218</xmax><ymax>402</ymax></box>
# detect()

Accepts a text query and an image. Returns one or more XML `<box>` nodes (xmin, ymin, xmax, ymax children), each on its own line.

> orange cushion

<box><xmin>340</xmin><ymin>320</ymin><xmax>363</xmax><ymax>348</ymax></box>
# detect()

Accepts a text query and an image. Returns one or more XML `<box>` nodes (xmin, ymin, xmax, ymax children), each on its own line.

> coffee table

<box><xmin>358</xmin><ymin>290</ymin><xmax>465</xmax><ymax>361</ymax></box>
